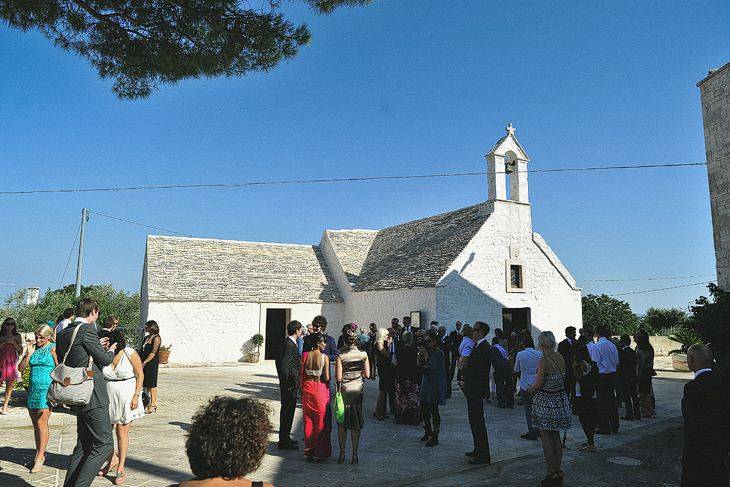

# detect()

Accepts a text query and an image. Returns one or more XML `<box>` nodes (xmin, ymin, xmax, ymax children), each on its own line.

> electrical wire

<box><xmin>580</xmin><ymin>274</ymin><xmax>716</xmax><ymax>282</ymax></box>
<box><xmin>0</xmin><ymin>162</ymin><xmax>707</xmax><ymax>196</ymax></box>
<box><xmin>59</xmin><ymin>222</ymin><xmax>82</xmax><ymax>289</ymax></box>
<box><xmin>609</xmin><ymin>281</ymin><xmax>712</xmax><ymax>297</ymax></box>
<box><xmin>87</xmin><ymin>210</ymin><xmax>194</xmax><ymax>237</ymax></box>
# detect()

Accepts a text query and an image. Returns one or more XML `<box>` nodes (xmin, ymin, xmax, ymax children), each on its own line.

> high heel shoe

<box><xmin>372</xmin><ymin>412</ymin><xmax>384</xmax><ymax>421</ymax></box>
<box><xmin>351</xmin><ymin>455</ymin><xmax>359</xmax><ymax>465</ymax></box>
<box><xmin>337</xmin><ymin>453</ymin><xmax>345</xmax><ymax>464</ymax></box>
<box><xmin>146</xmin><ymin>405</ymin><xmax>157</xmax><ymax>414</ymax></box>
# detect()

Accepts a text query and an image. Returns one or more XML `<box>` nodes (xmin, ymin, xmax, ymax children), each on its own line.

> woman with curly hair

<box><xmin>335</xmin><ymin>323</ymin><xmax>370</xmax><ymax>464</ymax></box>
<box><xmin>180</xmin><ymin>396</ymin><xmax>272</xmax><ymax>487</ymax></box>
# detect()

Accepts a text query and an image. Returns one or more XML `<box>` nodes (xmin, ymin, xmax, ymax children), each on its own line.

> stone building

<box><xmin>698</xmin><ymin>61</ymin><xmax>730</xmax><ymax>290</ymax></box>
<box><xmin>140</xmin><ymin>125</ymin><xmax>582</xmax><ymax>363</ymax></box>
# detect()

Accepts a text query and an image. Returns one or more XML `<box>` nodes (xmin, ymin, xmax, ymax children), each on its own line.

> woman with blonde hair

<box><xmin>372</xmin><ymin>327</ymin><xmax>393</xmax><ymax>420</ymax></box>
<box><xmin>17</xmin><ymin>324</ymin><xmax>58</xmax><ymax>473</ymax></box>
<box><xmin>527</xmin><ymin>331</ymin><xmax>572</xmax><ymax>487</ymax></box>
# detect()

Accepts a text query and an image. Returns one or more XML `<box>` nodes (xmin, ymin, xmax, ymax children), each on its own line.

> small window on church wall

<box><xmin>510</xmin><ymin>265</ymin><xmax>523</xmax><ymax>289</ymax></box>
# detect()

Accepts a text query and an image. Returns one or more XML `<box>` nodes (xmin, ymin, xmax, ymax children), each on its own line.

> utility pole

<box><xmin>75</xmin><ymin>208</ymin><xmax>89</xmax><ymax>298</ymax></box>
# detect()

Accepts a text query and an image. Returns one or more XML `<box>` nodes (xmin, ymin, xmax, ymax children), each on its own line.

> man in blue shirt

<box><xmin>594</xmin><ymin>325</ymin><xmax>620</xmax><ymax>434</ymax></box>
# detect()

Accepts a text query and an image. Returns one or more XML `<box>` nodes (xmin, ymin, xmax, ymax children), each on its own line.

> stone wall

<box><xmin>699</xmin><ymin>62</ymin><xmax>730</xmax><ymax>290</ymax></box>
<box><xmin>145</xmin><ymin>300</ymin><xmax>343</xmax><ymax>364</ymax></box>
<box><xmin>346</xmin><ymin>287</ymin><xmax>436</xmax><ymax>329</ymax></box>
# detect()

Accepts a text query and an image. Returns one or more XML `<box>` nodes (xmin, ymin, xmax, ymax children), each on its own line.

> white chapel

<box><xmin>140</xmin><ymin>125</ymin><xmax>582</xmax><ymax>364</ymax></box>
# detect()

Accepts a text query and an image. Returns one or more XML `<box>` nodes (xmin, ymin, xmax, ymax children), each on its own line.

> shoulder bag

<box><xmin>47</xmin><ymin>324</ymin><xmax>94</xmax><ymax>406</ymax></box>
<box><xmin>332</xmin><ymin>382</ymin><xmax>345</xmax><ymax>425</ymax></box>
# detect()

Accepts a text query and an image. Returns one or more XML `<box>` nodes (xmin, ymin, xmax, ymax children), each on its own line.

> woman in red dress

<box><xmin>301</xmin><ymin>333</ymin><xmax>331</xmax><ymax>461</ymax></box>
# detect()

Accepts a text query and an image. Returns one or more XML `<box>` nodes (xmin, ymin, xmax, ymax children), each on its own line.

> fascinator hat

<box><xmin>341</xmin><ymin>323</ymin><xmax>359</xmax><ymax>339</ymax></box>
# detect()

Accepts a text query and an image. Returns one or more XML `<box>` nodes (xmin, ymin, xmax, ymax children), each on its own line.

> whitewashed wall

<box><xmin>345</xmin><ymin>287</ymin><xmax>436</xmax><ymax>329</ymax></box>
<box><xmin>436</xmin><ymin>200</ymin><xmax>582</xmax><ymax>340</ymax></box>
<box><xmin>145</xmin><ymin>301</ymin><xmax>344</xmax><ymax>364</ymax></box>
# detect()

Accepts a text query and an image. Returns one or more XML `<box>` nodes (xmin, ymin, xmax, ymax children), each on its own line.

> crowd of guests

<box><xmin>3</xmin><ymin>305</ymin><xmax>727</xmax><ymax>487</ymax></box>
<box><xmin>0</xmin><ymin>300</ymin><xmax>162</xmax><ymax>486</ymax></box>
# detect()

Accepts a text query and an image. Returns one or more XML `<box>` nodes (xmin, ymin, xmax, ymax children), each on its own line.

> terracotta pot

<box><xmin>158</xmin><ymin>350</ymin><xmax>171</xmax><ymax>364</ymax></box>
<box><xmin>671</xmin><ymin>353</ymin><xmax>689</xmax><ymax>372</ymax></box>
<box><xmin>243</xmin><ymin>352</ymin><xmax>260</xmax><ymax>363</ymax></box>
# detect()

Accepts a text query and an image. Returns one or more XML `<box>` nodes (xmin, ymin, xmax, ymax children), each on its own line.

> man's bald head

<box><xmin>687</xmin><ymin>344</ymin><xmax>714</xmax><ymax>372</ymax></box>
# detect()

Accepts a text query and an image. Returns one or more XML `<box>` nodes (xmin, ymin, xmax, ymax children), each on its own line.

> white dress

<box><xmin>104</xmin><ymin>347</ymin><xmax>145</xmax><ymax>425</ymax></box>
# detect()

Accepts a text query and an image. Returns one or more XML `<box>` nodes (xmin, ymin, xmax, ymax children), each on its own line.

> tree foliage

<box><xmin>689</xmin><ymin>283</ymin><xmax>730</xmax><ymax>366</ymax></box>
<box><xmin>581</xmin><ymin>294</ymin><xmax>640</xmax><ymax>336</ymax></box>
<box><xmin>642</xmin><ymin>307</ymin><xmax>688</xmax><ymax>335</ymax></box>
<box><xmin>1</xmin><ymin>284</ymin><xmax>140</xmax><ymax>333</ymax></box>
<box><xmin>0</xmin><ymin>0</ymin><xmax>373</xmax><ymax>98</ymax></box>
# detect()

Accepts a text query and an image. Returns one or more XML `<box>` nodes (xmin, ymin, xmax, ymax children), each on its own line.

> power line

<box><xmin>59</xmin><ymin>222</ymin><xmax>82</xmax><ymax>288</ymax></box>
<box><xmin>610</xmin><ymin>281</ymin><xmax>712</xmax><ymax>297</ymax></box>
<box><xmin>580</xmin><ymin>273</ymin><xmax>716</xmax><ymax>282</ymax></box>
<box><xmin>87</xmin><ymin>210</ymin><xmax>194</xmax><ymax>237</ymax></box>
<box><xmin>0</xmin><ymin>162</ymin><xmax>707</xmax><ymax>197</ymax></box>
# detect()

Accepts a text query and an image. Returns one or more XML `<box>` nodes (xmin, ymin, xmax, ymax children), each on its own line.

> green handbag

<box><xmin>333</xmin><ymin>383</ymin><xmax>345</xmax><ymax>425</ymax></box>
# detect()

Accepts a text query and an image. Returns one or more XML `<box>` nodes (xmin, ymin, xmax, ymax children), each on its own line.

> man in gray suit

<box><xmin>55</xmin><ymin>298</ymin><xmax>116</xmax><ymax>487</ymax></box>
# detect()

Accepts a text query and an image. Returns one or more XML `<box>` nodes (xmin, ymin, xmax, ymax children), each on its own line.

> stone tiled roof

<box><xmin>352</xmin><ymin>204</ymin><xmax>489</xmax><ymax>291</ymax></box>
<box><xmin>324</xmin><ymin>230</ymin><xmax>378</xmax><ymax>284</ymax></box>
<box><xmin>145</xmin><ymin>236</ymin><xmax>342</xmax><ymax>303</ymax></box>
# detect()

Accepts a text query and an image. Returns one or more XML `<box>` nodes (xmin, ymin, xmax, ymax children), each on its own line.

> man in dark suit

<box><xmin>557</xmin><ymin>326</ymin><xmax>577</xmax><ymax>406</ymax></box>
<box><xmin>55</xmin><ymin>298</ymin><xmax>116</xmax><ymax>487</ymax></box>
<box><xmin>447</xmin><ymin>321</ymin><xmax>463</xmax><ymax>398</ymax></box>
<box><xmin>276</xmin><ymin>320</ymin><xmax>302</xmax><ymax>450</ymax></box>
<box><xmin>618</xmin><ymin>335</ymin><xmax>640</xmax><ymax>420</ymax></box>
<box><xmin>681</xmin><ymin>344</ymin><xmax>729</xmax><ymax>487</ymax></box>
<box><xmin>462</xmin><ymin>321</ymin><xmax>492</xmax><ymax>464</ymax></box>
<box><xmin>490</xmin><ymin>337</ymin><xmax>512</xmax><ymax>408</ymax></box>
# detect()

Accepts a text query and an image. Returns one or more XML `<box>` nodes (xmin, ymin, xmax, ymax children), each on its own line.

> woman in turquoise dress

<box><xmin>18</xmin><ymin>324</ymin><xmax>57</xmax><ymax>474</ymax></box>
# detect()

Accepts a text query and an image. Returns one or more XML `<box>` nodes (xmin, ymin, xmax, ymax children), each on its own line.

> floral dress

<box><xmin>28</xmin><ymin>344</ymin><xmax>55</xmax><ymax>410</ymax></box>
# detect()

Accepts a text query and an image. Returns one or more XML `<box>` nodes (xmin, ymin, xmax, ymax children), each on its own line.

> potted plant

<box><xmin>668</xmin><ymin>326</ymin><xmax>701</xmax><ymax>371</ymax></box>
<box><xmin>243</xmin><ymin>334</ymin><xmax>264</xmax><ymax>363</ymax></box>
<box><xmin>157</xmin><ymin>344</ymin><xmax>172</xmax><ymax>364</ymax></box>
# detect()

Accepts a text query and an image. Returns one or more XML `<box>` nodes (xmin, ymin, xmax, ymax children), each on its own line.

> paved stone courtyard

<box><xmin>0</xmin><ymin>359</ymin><xmax>690</xmax><ymax>487</ymax></box>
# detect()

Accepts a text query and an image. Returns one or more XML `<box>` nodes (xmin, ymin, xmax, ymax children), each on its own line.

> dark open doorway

<box><xmin>502</xmin><ymin>307</ymin><xmax>531</xmax><ymax>337</ymax></box>
<box><xmin>265</xmin><ymin>308</ymin><xmax>290</xmax><ymax>360</ymax></box>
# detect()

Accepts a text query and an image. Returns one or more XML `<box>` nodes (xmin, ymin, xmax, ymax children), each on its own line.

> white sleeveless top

<box><xmin>103</xmin><ymin>347</ymin><xmax>136</xmax><ymax>381</ymax></box>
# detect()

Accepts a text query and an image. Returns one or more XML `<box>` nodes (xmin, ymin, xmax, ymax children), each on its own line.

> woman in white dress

<box><xmin>100</xmin><ymin>330</ymin><xmax>145</xmax><ymax>485</ymax></box>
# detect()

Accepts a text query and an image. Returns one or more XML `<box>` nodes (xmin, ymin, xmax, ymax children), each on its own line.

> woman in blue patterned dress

<box><xmin>527</xmin><ymin>331</ymin><xmax>571</xmax><ymax>487</ymax></box>
<box><xmin>17</xmin><ymin>324</ymin><xmax>57</xmax><ymax>474</ymax></box>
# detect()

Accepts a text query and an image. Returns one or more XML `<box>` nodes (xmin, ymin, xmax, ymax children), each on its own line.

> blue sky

<box><xmin>1</xmin><ymin>1</ymin><xmax>728</xmax><ymax>314</ymax></box>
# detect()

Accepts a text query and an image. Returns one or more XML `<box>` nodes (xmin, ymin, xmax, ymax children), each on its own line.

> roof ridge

<box><xmin>380</xmin><ymin>202</ymin><xmax>484</xmax><ymax>232</ymax></box>
<box><xmin>147</xmin><ymin>234</ymin><xmax>316</xmax><ymax>249</ymax></box>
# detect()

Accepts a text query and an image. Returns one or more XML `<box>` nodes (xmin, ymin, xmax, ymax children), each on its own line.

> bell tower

<box><xmin>485</xmin><ymin>122</ymin><xmax>530</xmax><ymax>203</ymax></box>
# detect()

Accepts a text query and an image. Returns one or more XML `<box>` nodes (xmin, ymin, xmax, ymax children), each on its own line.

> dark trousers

<box><xmin>682</xmin><ymin>455</ymin><xmax>729</xmax><ymax>487</ymax></box>
<box><xmin>494</xmin><ymin>374</ymin><xmax>507</xmax><ymax>407</ymax></box>
<box><xmin>279</xmin><ymin>388</ymin><xmax>297</xmax><ymax>445</ymax></box>
<box><xmin>597</xmin><ymin>373</ymin><xmax>619</xmax><ymax>433</ymax></box>
<box><xmin>466</xmin><ymin>394</ymin><xmax>490</xmax><ymax>459</ymax></box>
<box><xmin>620</xmin><ymin>380</ymin><xmax>641</xmax><ymax>419</ymax></box>
<box><xmin>422</xmin><ymin>402</ymin><xmax>441</xmax><ymax>436</ymax></box>
<box><xmin>448</xmin><ymin>354</ymin><xmax>459</xmax><ymax>397</ymax></box>
<box><xmin>64</xmin><ymin>406</ymin><xmax>114</xmax><ymax>487</ymax></box>
<box><xmin>520</xmin><ymin>388</ymin><xmax>538</xmax><ymax>435</ymax></box>
<box><xmin>576</xmin><ymin>395</ymin><xmax>597</xmax><ymax>445</ymax></box>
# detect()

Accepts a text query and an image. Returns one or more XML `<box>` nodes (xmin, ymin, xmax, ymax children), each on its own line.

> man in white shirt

<box><xmin>514</xmin><ymin>336</ymin><xmax>542</xmax><ymax>440</ymax></box>
<box><xmin>595</xmin><ymin>326</ymin><xmax>620</xmax><ymax>434</ymax></box>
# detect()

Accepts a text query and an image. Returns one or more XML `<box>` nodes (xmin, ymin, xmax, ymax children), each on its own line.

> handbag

<box><xmin>332</xmin><ymin>382</ymin><xmax>345</xmax><ymax>425</ymax></box>
<box><xmin>47</xmin><ymin>324</ymin><xmax>95</xmax><ymax>407</ymax></box>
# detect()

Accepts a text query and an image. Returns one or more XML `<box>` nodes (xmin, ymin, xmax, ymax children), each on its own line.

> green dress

<box><xmin>28</xmin><ymin>344</ymin><xmax>55</xmax><ymax>410</ymax></box>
